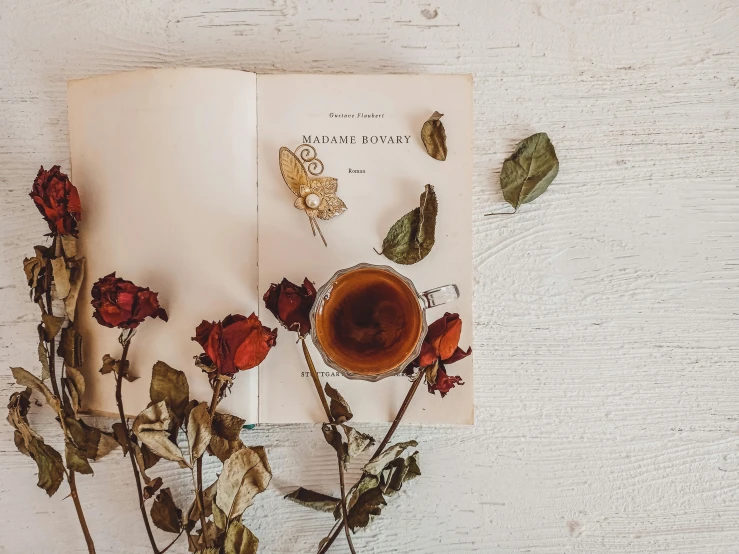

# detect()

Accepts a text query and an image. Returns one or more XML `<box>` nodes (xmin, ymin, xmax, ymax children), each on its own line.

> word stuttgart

<box><xmin>302</xmin><ymin>135</ymin><xmax>411</xmax><ymax>145</ymax></box>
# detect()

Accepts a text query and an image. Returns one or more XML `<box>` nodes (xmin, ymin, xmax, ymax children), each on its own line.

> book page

<box><xmin>68</xmin><ymin>68</ymin><xmax>260</xmax><ymax>422</ymax></box>
<box><xmin>257</xmin><ymin>74</ymin><xmax>473</xmax><ymax>424</ymax></box>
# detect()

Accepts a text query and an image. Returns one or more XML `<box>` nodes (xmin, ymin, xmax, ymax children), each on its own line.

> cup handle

<box><xmin>418</xmin><ymin>284</ymin><xmax>460</xmax><ymax>309</ymax></box>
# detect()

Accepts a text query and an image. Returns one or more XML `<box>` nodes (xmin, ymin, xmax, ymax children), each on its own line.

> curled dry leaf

<box><xmin>150</xmin><ymin>487</ymin><xmax>182</xmax><ymax>534</ymax></box>
<box><xmin>50</xmin><ymin>256</ymin><xmax>71</xmax><ymax>299</ymax></box>
<box><xmin>11</xmin><ymin>367</ymin><xmax>60</xmax><ymax>415</ymax></box>
<box><xmin>143</xmin><ymin>476</ymin><xmax>163</xmax><ymax>500</ymax></box>
<box><xmin>285</xmin><ymin>487</ymin><xmax>340</xmax><ymax>513</ymax></box>
<box><xmin>363</xmin><ymin>440</ymin><xmax>418</xmax><ymax>477</ymax></box>
<box><xmin>224</xmin><ymin>520</ymin><xmax>259</xmax><ymax>554</ymax></box>
<box><xmin>209</xmin><ymin>412</ymin><xmax>246</xmax><ymax>462</ymax></box>
<box><xmin>187</xmin><ymin>402</ymin><xmax>213</xmax><ymax>464</ymax></box>
<box><xmin>379</xmin><ymin>184</ymin><xmax>438</xmax><ymax>265</ymax></box>
<box><xmin>324</xmin><ymin>382</ymin><xmax>352</xmax><ymax>423</ymax></box>
<box><xmin>99</xmin><ymin>354</ymin><xmax>136</xmax><ymax>382</ymax></box>
<box><xmin>343</xmin><ymin>426</ymin><xmax>375</xmax><ymax>459</ymax></box>
<box><xmin>37</xmin><ymin>336</ymin><xmax>50</xmax><ymax>381</ymax></box>
<box><xmin>132</xmin><ymin>400</ymin><xmax>189</xmax><ymax>467</ymax></box>
<box><xmin>60</xmin><ymin>235</ymin><xmax>77</xmax><ymax>258</ymax></box>
<box><xmin>187</xmin><ymin>481</ymin><xmax>216</xmax><ymax>530</ymax></box>
<box><xmin>63</xmin><ymin>365</ymin><xmax>85</xmax><ymax>417</ymax></box>
<box><xmin>150</xmin><ymin>360</ymin><xmax>190</xmax><ymax>424</ymax></box>
<box><xmin>381</xmin><ymin>451</ymin><xmax>421</xmax><ymax>496</ymax></box>
<box><xmin>215</xmin><ymin>446</ymin><xmax>272</xmax><ymax>521</ymax></box>
<box><xmin>421</xmin><ymin>111</ymin><xmax>447</xmax><ymax>161</ymax></box>
<box><xmin>41</xmin><ymin>314</ymin><xmax>65</xmax><ymax>342</ymax></box>
<box><xmin>64</xmin><ymin>257</ymin><xmax>85</xmax><ymax>321</ymax></box>
<box><xmin>346</xmin><ymin>486</ymin><xmax>387</xmax><ymax>532</ymax></box>
<box><xmin>65</xmin><ymin>442</ymin><xmax>93</xmax><ymax>475</ymax></box>
<box><xmin>58</xmin><ymin>327</ymin><xmax>83</xmax><ymax>370</ymax></box>
<box><xmin>64</xmin><ymin>417</ymin><xmax>119</xmax><ymax>461</ymax></box>
<box><xmin>499</xmin><ymin>132</ymin><xmax>559</xmax><ymax>210</ymax></box>
<box><xmin>321</xmin><ymin>423</ymin><xmax>348</xmax><ymax>467</ymax></box>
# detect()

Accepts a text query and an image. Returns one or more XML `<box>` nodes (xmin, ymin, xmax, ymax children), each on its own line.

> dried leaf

<box><xmin>112</xmin><ymin>422</ymin><xmax>129</xmax><ymax>455</ymax></box>
<box><xmin>187</xmin><ymin>481</ymin><xmax>216</xmax><ymax>528</ymax></box>
<box><xmin>322</xmin><ymin>423</ymin><xmax>348</xmax><ymax>466</ymax></box>
<box><xmin>38</xmin><ymin>338</ymin><xmax>50</xmax><ymax>381</ymax></box>
<box><xmin>64</xmin><ymin>257</ymin><xmax>85</xmax><ymax>321</ymax></box>
<box><xmin>209</xmin><ymin>412</ymin><xmax>246</xmax><ymax>462</ymax></box>
<box><xmin>285</xmin><ymin>487</ymin><xmax>340</xmax><ymax>513</ymax></box>
<box><xmin>324</xmin><ymin>383</ymin><xmax>352</xmax><ymax>423</ymax></box>
<box><xmin>143</xmin><ymin>476</ymin><xmax>163</xmax><ymax>500</ymax></box>
<box><xmin>212</xmin><ymin>497</ymin><xmax>228</xmax><ymax>531</ymax></box>
<box><xmin>23</xmin><ymin>254</ymin><xmax>44</xmax><ymax>290</ymax></box>
<box><xmin>379</xmin><ymin>184</ymin><xmax>437</xmax><ymax>265</ymax></box>
<box><xmin>99</xmin><ymin>354</ymin><xmax>136</xmax><ymax>382</ymax></box>
<box><xmin>65</xmin><ymin>417</ymin><xmax>119</xmax><ymax>461</ymax></box>
<box><xmin>151</xmin><ymin>488</ymin><xmax>182</xmax><ymax>534</ymax></box>
<box><xmin>41</xmin><ymin>314</ymin><xmax>65</xmax><ymax>342</ymax></box>
<box><xmin>500</xmin><ymin>132</ymin><xmax>559</xmax><ymax>209</ymax></box>
<box><xmin>194</xmin><ymin>550</ymin><xmax>219</xmax><ymax>554</ymax></box>
<box><xmin>346</xmin><ymin>486</ymin><xmax>386</xmax><ymax>531</ymax></box>
<box><xmin>150</xmin><ymin>361</ymin><xmax>189</xmax><ymax>424</ymax></box>
<box><xmin>334</xmin><ymin>474</ymin><xmax>379</xmax><ymax>521</ymax></box>
<box><xmin>187</xmin><ymin>402</ymin><xmax>213</xmax><ymax>464</ymax></box>
<box><xmin>50</xmin><ymin>256</ymin><xmax>71</xmax><ymax>299</ymax></box>
<box><xmin>63</xmin><ymin>365</ymin><xmax>85</xmax><ymax>417</ymax></box>
<box><xmin>7</xmin><ymin>389</ymin><xmax>65</xmax><ymax>496</ymax></box>
<box><xmin>132</xmin><ymin>401</ymin><xmax>189</xmax><ymax>467</ymax></box>
<box><xmin>130</xmin><ymin>442</ymin><xmax>153</xmax><ymax>484</ymax></box>
<box><xmin>381</xmin><ymin>451</ymin><xmax>420</xmax><ymax>496</ymax></box>
<box><xmin>363</xmin><ymin>440</ymin><xmax>418</xmax><ymax>477</ymax></box>
<box><xmin>60</xmin><ymin>235</ymin><xmax>77</xmax><ymax>258</ymax></box>
<box><xmin>421</xmin><ymin>111</ymin><xmax>447</xmax><ymax>161</ymax></box>
<box><xmin>58</xmin><ymin>327</ymin><xmax>83</xmax><ymax>370</ymax></box>
<box><xmin>216</xmin><ymin>446</ymin><xmax>272</xmax><ymax>521</ymax></box>
<box><xmin>343</xmin><ymin>426</ymin><xmax>375</xmax><ymax>459</ymax></box>
<box><xmin>11</xmin><ymin>367</ymin><xmax>60</xmax><ymax>414</ymax></box>
<box><xmin>224</xmin><ymin>520</ymin><xmax>259</xmax><ymax>554</ymax></box>
<box><xmin>65</xmin><ymin>441</ymin><xmax>93</xmax><ymax>474</ymax></box>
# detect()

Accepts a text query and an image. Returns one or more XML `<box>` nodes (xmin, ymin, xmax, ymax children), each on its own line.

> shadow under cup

<box><xmin>311</xmin><ymin>266</ymin><xmax>425</xmax><ymax>379</ymax></box>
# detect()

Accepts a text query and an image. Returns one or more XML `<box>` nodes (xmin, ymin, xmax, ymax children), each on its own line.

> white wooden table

<box><xmin>1</xmin><ymin>1</ymin><xmax>737</xmax><ymax>552</ymax></box>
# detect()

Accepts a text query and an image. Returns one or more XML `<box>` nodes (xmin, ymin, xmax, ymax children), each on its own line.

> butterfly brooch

<box><xmin>279</xmin><ymin>144</ymin><xmax>347</xmax><ymax>246</ymax></box>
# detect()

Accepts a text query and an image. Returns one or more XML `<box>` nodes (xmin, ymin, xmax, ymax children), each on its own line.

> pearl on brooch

<box><xmin>305</xmin><ymin>193</ymin><xmax>321</xmax><ymax>209</ymax></box>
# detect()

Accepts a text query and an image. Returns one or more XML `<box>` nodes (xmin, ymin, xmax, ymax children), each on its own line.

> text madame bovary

<box><xmin>302</xmin><ymin>135</ymin><xmax>412</xmax><ymax>145</ymax></box>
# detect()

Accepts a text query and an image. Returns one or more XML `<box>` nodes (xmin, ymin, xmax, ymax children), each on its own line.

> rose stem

<box><xmin>115</xmin><ymin>337</ymin><xmax>161</xmax><ymax>554</ymax></box>
<box><xmin>195</xmin><ymin>378</ymin><xmax>224</xmax><ymax>547</ymax></box>
<box><xmin>46</xmin><ymin>235</ymin><xmax>96</xmax><ymax>554</ymax></box>
<box><xmin>300</xmin><ymin>337</ymin><xmax>356</xmax><ymax>554</ymax></box>
<box><xmin>318</xmin><ymin>373</ymin><xmax>424</xmax><ymax>554</ymax></box>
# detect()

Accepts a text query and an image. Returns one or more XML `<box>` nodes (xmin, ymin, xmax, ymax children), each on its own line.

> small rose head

<box><xmin>91</xmin><ymin>273</ymin><xmax>168</xmax><ymax>329</ymax></box>
<box><xmin>263</xmin><ymin>278</ymin><xmax>316</xmax><ymax>337</ymax></box>
<box><xmin>30</xmin><ymin>165</ymin><xmax>82</xmax><ymax>236</ymax></box>
<box><xmin>193</xmin><ymin>313</ymin><xmax>277</xmax><ymax>377</ymax></box>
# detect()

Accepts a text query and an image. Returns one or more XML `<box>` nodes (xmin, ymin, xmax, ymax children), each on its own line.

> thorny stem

<box><xmin>317</xmin><ymin>373</ymin><xmax>424</xmax><ymax>554</ymax></box>
<box><xmin>195</xmin><ymin>378</ymin><xmax>225</xmax><ymax>547</ymax></box>
<box><xmin>45</xmin><ymin>235</ymin><xmax>95</xmax><ymax>554</ymax></box>
<box><xmin>299</xmin><ymin>337</ymin><xmax>356</xmax><ymax>554</ymax></box>
<box><xmin>115</xmin><ymin>337</ymin><xmax>161</xmax><ymax>554</ymax></box>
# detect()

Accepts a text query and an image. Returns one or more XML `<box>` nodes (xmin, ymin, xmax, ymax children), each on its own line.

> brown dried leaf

<box><xmin>215</xmin><ymin>446</ymin><xmax>272</xmax><ymax>521</ymax></box>
<box><xmin>143</xmin><ymin>476</ymin><xmax>163</xmax><ymax>500</ymax></box>
<box><xmin>99</xmin><ymin>354</ymin><xmax>136</xmax><ymax>382</ymax></box>
<box><xmin>58</xmin><ymin>327</ymin><xmax>83</xmax><ymax>370</ymax></box>
<box><xmin>63</xmin><ymin>365</ymin><xmax>85</xmax><ymax>417</ymax></box>
<box><xmin>50</xmin><ymin>256</ymin><xmax>71</xmax><ymax>299</ymax></box>
<box><xmin>150</xmin><ymin>361</ymin><xmax>189</xmax><ymax>424</ymax></box>
<box><xmin>285</xmin><ymin>487</ymin><xmax>340</xmax><ymax>513</ymax></box>
<box><xmin>65</xmin><ymin>417</ymin><xmax>119</xmax><ymax>461</ymax></box>
<box><xmin>187</xmin><ymin>402</ymin><xmax>212</xmax><ymax>464</ymax></box>
<box><xmin>11</xmin><ymin>367</ymin><xmax>60</xmax><ymax>414</ymax></box>
<box><xmin>132</xmin><ymin>401</ymin><xmax>189</xmax><ymax>467</ymax></box>
<box><xmin>151</xmin><ymin>487</ymin><xmax>182</xmax><ymax>534</ymax></box>
<box><xmin>112</xmin><ymin>422</ymin><xmax>129</xmax><ymax>456</ymax></box>
<box><xmin>41</xmin><ymin>314</ymin><xmax>65</xmax><ymax>342</ymax></box>
<box><xmin>363</xmin><ymin>440</ymin><xmax>418</xmax><ymax>477</ymax></box>
<box><xmin>343</xmin><ymin>425</ymin><xmax>375</xmax><ymax>459</ymax></box>
<box><xmin>421</xmin><ymin>111</ymin><xmax>447</xmax><ymax>161</ymax></box>
<box><xmin>38</xmin><ymin>337</ymin><xmax>50</xmax><ymax>382</ymax></box>
<box><xmin>60</xmin><ymin>235</ymin><xmax>77</xmax><ymax>258</ymax></box>
<box><xmin>381</xmin><ymin>451</ymin><xmax>421</xmax><ymax>496</ymax></box>
<box><xmin>324</xmin><ymin>383</ymin><xmax>352</xmax><ymax>423</ymax></box>
<box><xmin>346</xmin><ymin>486</ymin><xmax>386</xmax><ymax>531</ymax></box>
<box><xmin>65</xmin><ymin>441</ymin><xmax>93</xmax><ymax>474</ymax></box>
<box><xmin>322</xmin><ymin>423</ymin><xmax>348</xmax><ymax>467</ymax></box>
<box><xmin>64</xmin><ymin>257</ymin><xmax>85</xmax><ymax>321</ymax></box>
<box><xmin>224</xmin><ymin>520</ymin><xmax>259</xmax><ymax>554</ymax></box>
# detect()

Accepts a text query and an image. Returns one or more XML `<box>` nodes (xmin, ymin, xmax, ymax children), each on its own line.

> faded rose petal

<box><xmin>91</xmin><ymin>273</ymin><xmax>167</xmax><ymax>329</ymax></box>
<box><xmin>429</xmin><ymin>365</ymin><xmax>464</xmax><ymax>398</ymax></box>
<box><xmin>30</xmin><ymin>165</ymin><xmax>82</xmax><ymax>236</ymax></box>
<box><xmin>263</xmin><ymin>278</ymin><xmax>317</xmax><ymax>337</ymax></box>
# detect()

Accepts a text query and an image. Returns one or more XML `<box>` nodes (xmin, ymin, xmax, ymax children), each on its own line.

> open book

<box><xmin>67</xmin><ymin>69</ymin><xmax>473</xmax><ymax>424</ymax></box>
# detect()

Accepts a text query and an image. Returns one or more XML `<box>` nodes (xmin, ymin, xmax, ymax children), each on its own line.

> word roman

<box><xmin>302</xmin><ymin>135</ymin><xmax>411</xmax><ymax>145</ymax></box>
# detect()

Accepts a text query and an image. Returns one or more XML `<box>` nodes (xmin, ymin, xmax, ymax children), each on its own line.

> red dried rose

<box><xmin>429</xmin><ymin>365</ymin><xmax>464</xmax><ymax>398</ymax></box>
<box><xmin>91</xmin><ymin>273</ymin><xmax>168</xmax><ymax>329</ymax></box>
<box><xmin>416</xmin><ymin>312</ymin><xmax>471</xmax><ymax>368</ymax></box>
<box><xmin>30</xmin><ymin>165</ymin><xmax>82</xmax><ymax>236</ymax></box>
<box><xmin>263</xmin><ymin>278</ymin><xmax>317</xmax><ymax>336</ymax></box>
<box><xmin>193</xmin><ymin>313</ymin><xmax>277</xmax><ymax>376</ymax></box>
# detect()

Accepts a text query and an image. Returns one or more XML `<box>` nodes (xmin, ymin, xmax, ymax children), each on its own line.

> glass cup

<box><xmin>309</xmin><ymin>263</ymin><xmax>459</xmax><ymax>382</ymax></box>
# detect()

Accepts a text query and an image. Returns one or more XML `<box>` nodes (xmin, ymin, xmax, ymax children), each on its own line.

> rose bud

<box><xmin>263</xmin><ymin>278</ymin><xmax>316</xmax><ymax>336</ymax></box>
<box><xmin>193</xmin><ymin>313</ymin><xmax>277</xmax><ymax>377</ymax></box>
<box><xmin>415</xmin><ymin>312</ymin><xmax>471</xmax><ymax>368</ymax></box>
<box><xmin>30</xmin><ymin>165</ymin><xmax>82</xmax><ymax>236</ymax></box>
<box><xmin>91</xmin><ymin>273</ymin><xmax>168</xmax><ymax>329</ymax></box>
<box><xmin>428</xmin><ymin>365</ymin><xmax>464</xmax><ymax>398</ymax></box>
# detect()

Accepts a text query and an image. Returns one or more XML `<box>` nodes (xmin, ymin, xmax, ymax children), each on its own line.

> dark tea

<box><xmin>314</xmin><ymin>267</ymin><xmax>423</xmax><ymax>376</ymax></box>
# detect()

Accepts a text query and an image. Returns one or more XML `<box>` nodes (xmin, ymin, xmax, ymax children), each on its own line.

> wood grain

<box><xmin>1</xmin><ymin>0</ymin><xmax>738</xmax><ymax>552</ymax></box>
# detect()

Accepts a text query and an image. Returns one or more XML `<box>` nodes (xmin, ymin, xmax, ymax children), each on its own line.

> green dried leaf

<box><xmin>65</xmin><ymin>441</ymin><xmax>93</xmax><ymax>475</ymax></box>
<box><xmin>421</xmin><ymin>111</ymin><xmax>447</xmax><ymax>161</ymax></box>
<box><xmin>209</xmin><ymin>412</ymin><xmax>246</xmax><ymax>462</ymax></box>
<box><xmin>343</xmin><ymin>425</ymin><xmax>375</xmax><ymax>459</ymax></box>
<box><xmin>334</xmin><ymin>474</ymin><xmax>379</xmax><ymax>520</ymax></box>
<box><xmin>64</xmin><ymin>257</ymin><xmax>85</xmax><ymax>321</ymax></box>
<box><xmin>324</xmin><ymin>383</ymin><xmax>352</xmax><ymax>423</ymax></box>
<box><xmin>224</xmin><ymin>520</ymin><xmax>259</xmax><ymax>554</ymax></box>
<box><xmin>38</xmin><ymin>337</ymin><xmax>50</xmax><ymax>381</ymax></box>
<box><xmin>151</xmin><ymin>487</ymin><xmax>182</xmax><ymax>534</ymax></box>
<box><xmin>363</xmin><ymin>440</ymin><xmax>418</xmax><ymax>477</ymax></box>
<box><xmin>7</xmin><ymin>389</ymin><xmax>65</xmax><ymax>496</ymax></box>
<box><xmin>381</xmin><ymin>451</ymin><xmax>421</xmax><ymax>496</ymax></box>
<box><xmin>379</xmin><ymin>184</ymin><xmax>437</xmax><ymax>265</ymax></box>
<box><xmin>216</xmin><ymin>446</ymin><xmax>272</xmax><ymax>521</ymax></box>
<box><xmin>187</xmin><ymin>402</ymin><xmax>212</xmax><ymax>464</ymax></box>
<box><xmin>500</xmin><ymin>132</ymin><xmax>559</xmax><ymax>209</ymax></box>
<box><xmin>346</xmin><ymin>486</ymin><xmax>386</xmax><ymax>531</ymax></box>
<box><xmin>41</xmin><ymin>314</ymin><xmax>65</xmax><ymax>342</ymax></box>
<box><xmin>285</xmin><ymin>487</ymin><xmax>340</xmax><ymax>513</ymax></box>
<box><xmin>132</xmin><ymin>401</ymin><xmax>189</xmax><ymax>467</ymax></box>
<box><xmin>150</xmin><ymin>361</ymin><xmax>189</xmax><ymax>424</ymax></box>
<box><xmin>11</xmin><ymin>367</ymin><xmax>60</xmax><ymax>414</ymax></box>
<box><xmin>63</xmin><ymin>365</ymin><xmax>85</xmax><ymax>417</ymax></box>
<box><xmin>65</xmin><ymin>417</ymin><xmax>119</xmax><ymax>461</ymax></box>
<box><xmin>50</xmin><ymin>256</ymin><xmax>71</xmax><ymax>299</ymax></box>
<box><xmin>60</xmin><ymin>235</ymin><xmax>77</xmax><ymax>259</ymax></box>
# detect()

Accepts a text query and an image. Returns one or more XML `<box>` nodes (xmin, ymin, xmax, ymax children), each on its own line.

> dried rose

<box><xmin>193</xmin><ymin>314</ymin><xmax>277</xmax><ymax>376</ymax></box>
<box><xmin>30</xmin><ymin>165</ymin><xmax>82</xmax><ymax>236</ymax></box>
<box><xmin>91</xmin><ymin>273</ymin><xmax>168</xmax><ymax>329</ymax></box>
<box><xmin>428</xmin><ymin>365</ymin><xmax>464</xmax><ymax>398</ymax></box>
<box><xmin>416</xmin><ymin>312</ymin><xmax>471</xmax><ymax>368</ymax></box>
<box><xmin>263</xmin><ymin>278</ymin><xmax>316</xmax><ymax>336</ymax></box>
